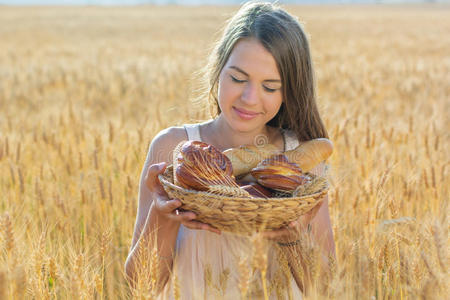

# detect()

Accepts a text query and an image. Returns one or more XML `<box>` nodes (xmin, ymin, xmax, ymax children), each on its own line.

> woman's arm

<box><xmin>124</xmin><ymin>127</ymin><xmax>221</xmax><ymax>290</ymax></box>
<box><xmin>124</xmin><ymin>168</ymin><xmax>181</xmax><ymax>288</ymax></box>
<box><xmin>129</xmin><ymin>128</ymin><xmax>180</xmax><ymax>250</ymax></box>
<box><xmin>124</xmin><ymin>127</ymin><xmax>186</xmax><ymax>289</ymax></box>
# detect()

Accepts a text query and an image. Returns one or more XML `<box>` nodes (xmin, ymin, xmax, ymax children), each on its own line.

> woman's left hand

<box><xmin>261</xmin><ymin>198</ymin><xmax>324</xmax><ymax>242</ymax></box>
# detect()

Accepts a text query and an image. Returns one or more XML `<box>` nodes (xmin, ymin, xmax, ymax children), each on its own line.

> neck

<box><xmin>207</xmin><ymin>114</ymin><xmax>272</xmax><ymax>151</ymax></box>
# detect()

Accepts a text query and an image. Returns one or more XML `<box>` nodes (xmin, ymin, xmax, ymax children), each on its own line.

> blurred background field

<box><xmin>0</xmin><ymin>4</ymin><xmax>448</xmax><ymax>299</ymax></box>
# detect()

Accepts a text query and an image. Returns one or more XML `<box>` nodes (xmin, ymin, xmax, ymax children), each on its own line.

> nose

<box><xmin>241</xmin><ymin>82</ymin><xmax>259</xmax><ymax>105</ymax></box>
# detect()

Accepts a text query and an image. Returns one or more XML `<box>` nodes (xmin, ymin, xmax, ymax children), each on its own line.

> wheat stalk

<box><xmin>293</xmin><ymin>177</ymin><xmax>328</xmax><ymax>197</ymax></box>
<box><xmin>251</xmin><ymin>234</ymin><xmax>268</xmax><ymax>300</ymax></box>
<box><xmin>238</xmin><ymin>256</ymin><xmax>250</xmax><ymax>300</ymax></box>
<box><xmin>431</xmin><ymin>222</ymin><xmax>447</xmax><ymax>273</ymax></box>
<box><xmin>1</xmin><ymin>213</ymin><xmax>15</xmax><ymax>257</ymax></box>
<box><xmin>172</xmin><ymin>269</ymin><xmax>180</xmax><ymax>300</ymax></box>
<box><xmin>0</xmin><ymin>270</ymin><xmax>6</xmax><ymax>300</ymax></box>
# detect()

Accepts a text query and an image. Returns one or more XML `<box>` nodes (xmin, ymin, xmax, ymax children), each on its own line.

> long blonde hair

<box><xmin>204</xmin><ymin>1</ymin><xmax>329</xmax><ymax>141</ymax></box>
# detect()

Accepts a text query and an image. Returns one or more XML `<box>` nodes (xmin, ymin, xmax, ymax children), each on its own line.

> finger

<box><xmin>288</xmin><ymin>221</ymin><xmax>303</xmax><ymax>235</ymax></box>
<box><xmin>202</xmin><ymin>224</ymin><xmax>221</xmax><ymax>235</ymax></box>
<box><xmin>205</xmin><ymin>224</ymin><xmax>221</xmax><ymax>235</ymax></box>
<box><xmin>145</xmin><ymin>162</ymin><xmax>167</xmax><ymax>194</ymax></box>
<box><xmin>261</xmin><ymin>228</ymin><xmax>290</xmax><ymax>240</ymax></box>
<box><xmin>183</xmin><ymin>220</ymin><xmax>221</xmax><ymax>235</ymax></box>
<box><xmin>145</xmin><ymin>162</ymin><xmax>166</xmax><ymax>189</ymax></box>
<box><xmin>288</xmin><ymin>220</ymin><xmax>299</xmax><ymax>228</ymax></box>
<box><xmin>169</xmin><ymin>210</ymin><xmax>197</xmax><ymax>222</ymax></box>
<box><xmin>182</xmin><ymin>220</ymin><xmax>206</xmax><ymax>230</ymax></box>
<box><xmin>156</xmin><ymin>198</ymin><xmax>182</xmax><ymax>214</ymax></box>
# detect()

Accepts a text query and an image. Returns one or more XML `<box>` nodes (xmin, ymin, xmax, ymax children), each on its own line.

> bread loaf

<box><xmin>251</xmin><ymin>154</ymin><xmax>311</xmax><ymax>192</ymax></box>
<box><xmin>284</xmin><ymin>138</ymin><xmax>333</xmax><ymax>172</ymax></box>
<box><xmin>174</xmin><ymin>141</ymin><xmax>235</xmax><ymax>191</ymax></box>
<box><xmin>223</xmin><ymin>143</ymin><xmax>280</xmax><ymax>177</ymax></box>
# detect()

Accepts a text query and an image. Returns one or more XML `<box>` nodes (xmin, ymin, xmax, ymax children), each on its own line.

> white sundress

<box><xmin>157</xmin><ymin>121</ymin><xmax>329</xmax><ymax>300</ymax></box>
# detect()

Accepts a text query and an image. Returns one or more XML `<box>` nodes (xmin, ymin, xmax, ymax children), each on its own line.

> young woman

<box><xmin>125</xmin><ymin>2</ymin><xmax>336</xmax><ymax>299</ymax></box>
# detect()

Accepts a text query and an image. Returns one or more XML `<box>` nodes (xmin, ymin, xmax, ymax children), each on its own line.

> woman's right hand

<box><xmin>145</xmin><ymin>162</ymin><xmax>221</xmax><ymax>235</ymax></box>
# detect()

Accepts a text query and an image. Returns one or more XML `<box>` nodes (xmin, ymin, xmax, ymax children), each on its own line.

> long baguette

<box><xmin>284</xmin><ymin>138</ymin><xmax>333</xmax><ymax>172</ymax></box>
<box><xmin>223</xmin><ymin>143</ymin><xmax>280</xmax><ymax>176</ymax></box>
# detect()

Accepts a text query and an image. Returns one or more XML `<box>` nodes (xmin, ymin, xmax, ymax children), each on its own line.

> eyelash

<box><xmin>263</xmin><ymin>86</ymin><xmax>276</xmax><ymax>93</ymax></box>
<box><xmin>230</xmin><ymin>75</ymin><xmax>277</xmax><ymax>93</ymax></box>
<box><xmin>230</xmin><ymin>75</ymin><xmax>245</xmax><ymax>83</ymax></box>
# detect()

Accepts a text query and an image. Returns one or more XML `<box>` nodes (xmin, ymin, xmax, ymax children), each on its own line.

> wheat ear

<box><xmin>293</xmin><ymin>176</ymin><xmax>328</xmax><ymax>197</ymax></box>
<box><xmin>208</xmin><ymin>185</ymin><xmax>251</xmax><ymax>197</ymax></box>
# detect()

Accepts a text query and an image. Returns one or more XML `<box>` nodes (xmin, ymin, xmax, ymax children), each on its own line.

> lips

<box><xmin>234</xmin><ymin>107</ymin><xmax>259</xmax><ymax>116</ymax></box>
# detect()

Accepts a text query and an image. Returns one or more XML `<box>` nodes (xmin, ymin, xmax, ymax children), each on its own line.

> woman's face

<box><xmin>217</xmin><ymin>38</ymin><xmax>283</xmax><ymax>133</ymax></box>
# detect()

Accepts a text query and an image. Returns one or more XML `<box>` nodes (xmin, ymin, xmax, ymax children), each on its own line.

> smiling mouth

<box><xmin>233</xmin><ymin>107</ymin><xmax>260</xmax><ymax>116</ymax></box>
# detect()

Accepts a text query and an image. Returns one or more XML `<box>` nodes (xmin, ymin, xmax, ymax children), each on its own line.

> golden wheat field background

<box><xmin>0</xmin><ymin>4</ymin><xmax>449</xmax><ymax>299</ymax></box>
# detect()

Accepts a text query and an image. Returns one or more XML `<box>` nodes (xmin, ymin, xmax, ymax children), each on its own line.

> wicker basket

<box><xmin>158</xmin><ymin>165</ymin><xmax>328</xmax><ymax>234</ymax></box>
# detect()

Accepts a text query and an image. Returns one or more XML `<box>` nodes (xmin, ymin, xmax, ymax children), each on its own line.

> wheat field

<box><xmin>0</xmin><ymin>4</ymin><xmax>448</xmax><ymax>299</ymax></box>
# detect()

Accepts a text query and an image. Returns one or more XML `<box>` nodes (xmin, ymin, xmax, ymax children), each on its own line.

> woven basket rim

<box><xmin>158</xmin><ymin>164</ymin><xmax>328</xmax><ymax>201</ymax></box>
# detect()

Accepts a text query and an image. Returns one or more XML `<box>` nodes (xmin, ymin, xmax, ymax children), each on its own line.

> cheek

<box><xmin>265</xmin><ymin>95</ymin><xmax>283</xmax><ymax>117</ymax></box>
<box><xmin>217</xmin><ymin>81</ymin><xmax>227</xmax><ymax>111</ymax></box>
<box><xmin>218</xmin><ymin>78</ymin><xmax>239</xmax><ymax>108</ymax></box>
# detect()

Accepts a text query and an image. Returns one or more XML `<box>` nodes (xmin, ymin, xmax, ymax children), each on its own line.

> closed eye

<box><xmin>263</xmin><ymin>86</ymin><xmax>276</xmax><ymax>93</ymax></box>
<box><xmin>231</xmin><ymin>75</ymin><xmax>278</xmax><ymax>92</ymax></box>
<box><xmin>230</xmin><ymin>75</ymin><xmax>246</xmax><ymax>83</ymax></box>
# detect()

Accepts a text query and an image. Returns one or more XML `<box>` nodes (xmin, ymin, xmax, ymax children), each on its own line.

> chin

<box><xmin>219</xmin><ymin>108</ymin><xmax>269</xmax><ymax>132</ymax></box>
<box><xmin>229</xmin><ymin>114</ymin><xmax>266</xmax><ymax>133</ymax></box>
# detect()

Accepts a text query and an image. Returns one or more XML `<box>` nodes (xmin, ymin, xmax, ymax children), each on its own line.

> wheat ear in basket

<box><xmin>158</xmin><ymin>165</ymin><xmax>329</xmax><ymax>235</ymax></box>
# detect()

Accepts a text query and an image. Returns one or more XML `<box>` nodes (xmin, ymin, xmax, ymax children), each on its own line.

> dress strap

<box><xmin>183</xmin><ymin>123</ymin><xmax>202</xmax><ymax>142</ymax></box>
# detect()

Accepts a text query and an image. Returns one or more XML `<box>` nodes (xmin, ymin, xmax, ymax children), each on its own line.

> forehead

<box><xmin>225</xmin><ymin>38</ymin><xmax>280</xmax><ymax>78</ymax></box>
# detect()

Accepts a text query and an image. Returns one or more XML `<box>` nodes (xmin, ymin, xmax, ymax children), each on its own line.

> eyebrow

<box><xmin>229</xmin><ymin>66</ymin><xmax>281</xmax><ymax>83</ymax></box>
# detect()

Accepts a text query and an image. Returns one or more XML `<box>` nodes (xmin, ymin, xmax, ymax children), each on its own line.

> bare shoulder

<box><xmin>146</xmin><ymin>126</ymin><xmax>188</xmax><ymax>166</ymax></box>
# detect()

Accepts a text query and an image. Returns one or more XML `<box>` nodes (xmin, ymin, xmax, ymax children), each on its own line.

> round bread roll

<box><xmin>175</xmin><ymin>141</ymin><xmax>235</xmax><ymax>191</ymax></box>
<box><xmin>284</xmin><ymin>138</ymin><xmax>333</xmax><ymax>172</ymax></box>
<box><xmin>251</xmin><ymin>154</ymin><xmax>311</xmax><ymax>192</ymax></box>
<box><xmin>223</xmin><ymin>143</ymin><xmax>280</xmax><ymax>177</ymax></box>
